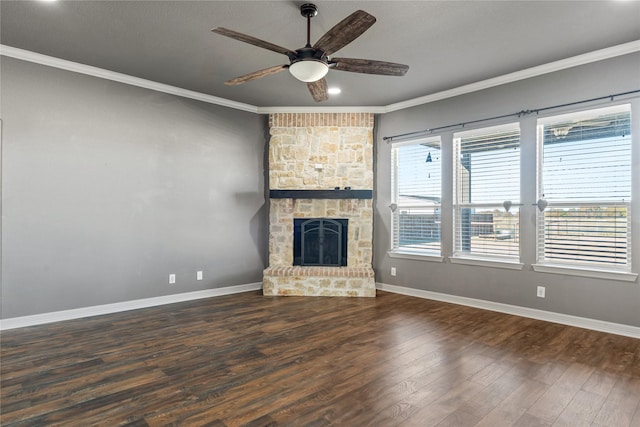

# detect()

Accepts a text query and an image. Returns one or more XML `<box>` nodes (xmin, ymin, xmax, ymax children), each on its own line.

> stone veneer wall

<box><xmin>268</xmin><ymin>113</ymin><xmax>374</xmax><ymax>190</ymax></box>
<box><xmin>263</xmin><ymin>113</ymin><xmax>376</xmax><ymax>297</ymax></box>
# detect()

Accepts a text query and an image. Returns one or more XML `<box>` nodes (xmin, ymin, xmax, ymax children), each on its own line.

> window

<box><xmin>391</xmin><ymin>137</ymin><xmax>442</xmax><ymax>256</ymax></box>
<box><xmin>537</xmin><ymin>105</ymin><xmax>632</xmax><ymax>270</ymax></box>
<box><xmin>453</xmin><ymin>124</ymin><xmax>520</xmax><ymax>261</ymax></box>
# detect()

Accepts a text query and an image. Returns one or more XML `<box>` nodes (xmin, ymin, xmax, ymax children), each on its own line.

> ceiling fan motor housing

<box><xmin>288</xmin><ymin>46</ymin><xmax>327</xmax><ymax>62</ymax></box>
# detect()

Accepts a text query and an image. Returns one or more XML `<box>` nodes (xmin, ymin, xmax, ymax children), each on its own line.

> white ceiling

<box><xmin>2</xmin><ymin>1</ymin><xmax>639</xmax><ymax>108</ymax></box>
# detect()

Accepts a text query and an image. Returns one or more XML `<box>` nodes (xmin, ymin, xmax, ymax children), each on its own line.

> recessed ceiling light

<box><xmin>328</xmin><ymin>87</ymin><xmax>341</xmax><ymax>95</ymax></box>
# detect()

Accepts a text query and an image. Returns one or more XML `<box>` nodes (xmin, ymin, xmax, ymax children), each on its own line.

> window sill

<box><xmin>449</xmin><ymin>256</ymin><xmax>524</xmax><ymax>270</ymax></box>
<box><xmin>532</xmin><ymin>264</ymin><xmax>638</xmax><ymax>282</ymax></box>
<box><xmin>388</xmin><ymin>250</ymin><xmax>444</xmax><ymax>263</ymax></box>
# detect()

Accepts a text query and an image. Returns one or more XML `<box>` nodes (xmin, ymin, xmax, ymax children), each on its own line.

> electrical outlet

<box><xmin>169</xmin><ymin>274</ymin><xmax>176</xmax><ymax>284</ymax></box>
<box><xmin>391</xmin><ymin>267</ymin><xmax>397</xmax><ymax>276</ymax></box>
<box><xmin>537</xmin><ymin>286</ymin><xmax>546</xmax><ymax>298</ymax></box>
<box><xmin>197</xmin><ymin>271</ymin><xmax>203</xmax><ymax>281</ymax></box>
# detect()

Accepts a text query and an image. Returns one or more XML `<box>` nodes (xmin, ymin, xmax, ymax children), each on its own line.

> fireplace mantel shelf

<box><xmin>270</xmin><ymin>189</ymin><xmax>373</xmax><ymax>200</ymax></box>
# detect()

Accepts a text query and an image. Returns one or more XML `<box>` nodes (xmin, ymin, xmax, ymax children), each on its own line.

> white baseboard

<box><xmin>376</xmin><ymin>282</ymin><xmax>640</xmax><ymax>339</ymax></box>
<box><xmin>0</xmin><ymin>282</ymin><xmax>263</xmax><ymax>330</ymax></box>
<box><xmin>5</xmin><ymin>282</ymin><xmax>637</xmax><ymax>338</ymax></box>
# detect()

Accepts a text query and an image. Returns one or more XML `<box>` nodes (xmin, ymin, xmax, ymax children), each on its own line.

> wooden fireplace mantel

<box><xmin>269</xmin><ymin>189</ymin><xmax>373</xmax><ymax>200</ymax></box>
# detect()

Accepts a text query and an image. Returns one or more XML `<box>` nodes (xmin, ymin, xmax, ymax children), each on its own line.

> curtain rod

<box><xmin>383</xmin><ymin>89</ymin><xmax>640</xmax><ymax>143</ymax></box>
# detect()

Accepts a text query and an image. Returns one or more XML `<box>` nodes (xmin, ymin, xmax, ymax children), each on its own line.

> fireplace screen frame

<box><xmin>293</xmin><ymin>218</ymin><xmax>348</xmax><ymax>267</ymax></box>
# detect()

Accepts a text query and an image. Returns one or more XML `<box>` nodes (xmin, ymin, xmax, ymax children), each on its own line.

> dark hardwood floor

<box><xmin>1</xmin><ymin>290</ymin><xmax>639</xmax><ymax>426</ymax></box>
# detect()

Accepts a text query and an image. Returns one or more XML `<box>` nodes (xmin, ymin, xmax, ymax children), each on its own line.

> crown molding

<box><xmin>384</xmin><ymin>40</ymin><xmax>640</xmax><ymax>113</ymax></box>
<box><xmin>0</xmin><ymin>45</ymin><xmax>258</xmax><ymax>114</ymax></box>
<box><xmin>2</xmin><ymin>40</ymin><xmax>639</xmax><ymax>115</ymax></box>
<box><xmin>256</xmin><ymin>105</ymin><xmax>387</xmax><ymax>114</ymax></box>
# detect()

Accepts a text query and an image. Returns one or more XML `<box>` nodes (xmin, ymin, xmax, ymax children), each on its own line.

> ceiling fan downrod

<box><xmin>300</xmin><ymin>3</ymin><xmax>318</xmax><ymax>48</ymax></box>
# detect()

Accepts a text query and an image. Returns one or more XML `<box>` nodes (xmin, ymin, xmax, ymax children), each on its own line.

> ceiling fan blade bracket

<box><xmin>313</xmin><ymin>50</ymin><xmax>327</xmax><ymax>60</ymax></box>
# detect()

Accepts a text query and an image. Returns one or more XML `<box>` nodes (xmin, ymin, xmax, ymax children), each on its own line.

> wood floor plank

<box><xmin>453</xmin><ymin>366</ymin><xmax>528</xmax><ymax>423</ymax></box>
<box><xmin>551</xmin><ymin>389</ymin><xmax>606</xmax><ymax>427</ymax></box>
<box><xmin>631</xmin><ymin>404</ymin><xmax>640</xmax><ymax>427</ymax></box>
<box><xmin>1</xmin><ymin>290</ymin><xmax>639</xmax><ymax>426</ymax></box>
<box><xmin>593</xmin><ymin>377</ymin><xmax>640</xmax><ymax>426</ymax></box>
<box><xmin>400</xmin><ymin>379</ymin><xmax>489</xmax><ymax>426</ymax></box>
<box><xmin>581</xmin><ymin>370</ymin><xmax>618</xmax><ymax>397</ymax></box>
<box><xmin>513</xmin><ymin>412</ymin><xmax>553</xmax><ymax>426</ymax></box>
<box><xmin>525</xmin><ymin>363</ymin><xmax>594</xmax><ymax>424</ymax></box>
<box><xmin>476</xmin><ymin>377</ymin><xmax>548</xmax><ymax>426</ymax></box>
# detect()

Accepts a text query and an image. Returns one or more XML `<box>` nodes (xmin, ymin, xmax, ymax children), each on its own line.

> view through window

<box><xmin>391</xmin><ymin>137</ymin><xmax>442</xmax><ymax>255</ymax></box>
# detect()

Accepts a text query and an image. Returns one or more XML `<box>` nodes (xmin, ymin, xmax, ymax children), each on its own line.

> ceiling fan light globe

<box><xmin>289</xmin><ymin>60</ymin><xmax>329</xmax><ymax>82</ymax></box>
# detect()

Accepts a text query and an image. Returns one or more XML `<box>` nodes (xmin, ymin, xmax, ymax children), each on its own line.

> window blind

<box><xmin>454</xmin><ymin>124</ymin><xmax>520</xmax><ymax>260</ymax></box>
<box><xmin>537</xmin><ymin>105</ymin><xmax>632</xmax><ymax>268</ymax></box>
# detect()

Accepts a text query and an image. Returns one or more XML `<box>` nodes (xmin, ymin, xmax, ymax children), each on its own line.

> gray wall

<box><xmin>1</xmin><ymin>58</ymin><xmax>268</xmax><ymax>318</ymax></box>
<box><xmin>374</xmin><ymin>53</ymin><xmax>640</xmax><ymax>327</ymax></box>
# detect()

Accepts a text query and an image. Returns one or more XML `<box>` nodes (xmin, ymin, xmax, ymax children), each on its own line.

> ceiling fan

<box><xmin>212</xmin><ymin>3</ymin><xmax>409</xmax><ymax>102</ymax></box>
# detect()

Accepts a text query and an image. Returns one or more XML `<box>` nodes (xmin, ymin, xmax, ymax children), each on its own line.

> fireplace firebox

<box><xmin>293</xmin><ymin>218</ymin><xmax>348</xmax><ymax>267</ymax></box>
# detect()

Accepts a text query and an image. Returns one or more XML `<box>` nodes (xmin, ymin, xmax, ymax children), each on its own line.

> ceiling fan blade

<box><xmin>307</xmin><ymin>78</ymin><xmax>328</xmax><ymax>102</ymax></box>
<box><xmin>313</xmin><ymin>10</ymin><xmax>376</xmax><ymax>56</ymax></box>
<box><xmin>331</xmin><ymin>58</ymin><xmax>409</xmax><ymax>76</ymax></box>
<box><xmin>225</xmin><ymin>65</ymin><xmax>288</xmax><ymax>86</ymax></box>
<box><xmin>212</xmin><ymin>27</ymin><xmax>293</xmax><ymax>56</ymax></box>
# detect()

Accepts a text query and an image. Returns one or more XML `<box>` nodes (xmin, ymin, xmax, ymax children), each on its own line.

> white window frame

<box><xmin>452</xmin><ymin>123</ymin><xmax>523</xmax><ymax>266</ymax></box>
<box><xmin>533</xmin><ymin>104</ymin><xmax>634</xmax><ymax>279</ymax></box>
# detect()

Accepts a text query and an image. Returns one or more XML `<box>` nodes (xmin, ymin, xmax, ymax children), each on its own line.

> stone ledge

<box><xmin>263</xmin><ymin>273</ymin><xmax>376</xmax><ymax>297</ymax></box>
<box><xmin>264</xmin><ymin>266</ymin><xmax>374</xmax><ymax>278</ymax></box>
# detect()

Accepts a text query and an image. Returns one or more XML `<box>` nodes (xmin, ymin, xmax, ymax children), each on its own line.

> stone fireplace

<box><xmin>262</xmin><ymin>113</ymin><xmax>376</xmax><ymax>297</ymax></box>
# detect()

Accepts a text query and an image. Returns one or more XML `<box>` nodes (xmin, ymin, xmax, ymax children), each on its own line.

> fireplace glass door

<box><xmin>294</xmin><ymin>218</ymin><xmax>348</xmax><ymax>266</ymax></box>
